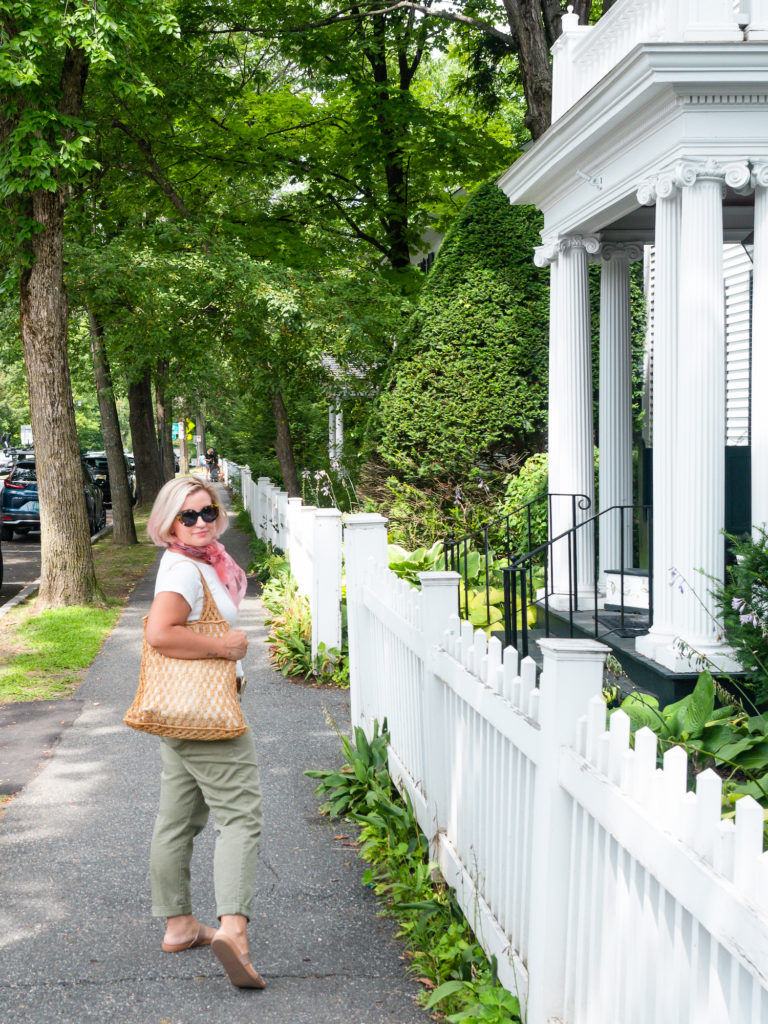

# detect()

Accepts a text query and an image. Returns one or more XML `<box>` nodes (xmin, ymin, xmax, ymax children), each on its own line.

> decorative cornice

<box><xmin>534</xmin><ymin>234</ymin><xmax>600</xmax><ymax>267</ymax></box>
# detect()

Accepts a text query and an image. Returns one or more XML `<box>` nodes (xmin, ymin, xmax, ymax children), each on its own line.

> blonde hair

<box><xmin>146</xmin><ymin>477</ymin><xmax>228</xmax><ymax>547</ymax></box>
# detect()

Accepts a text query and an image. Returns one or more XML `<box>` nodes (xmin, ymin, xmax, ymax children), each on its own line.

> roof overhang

<box><xmin>497</xmin><ymin>42</ymin><xmax>768</xmax><ymax>244</ymax></box>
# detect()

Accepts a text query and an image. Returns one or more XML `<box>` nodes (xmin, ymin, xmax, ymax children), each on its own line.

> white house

<box><xmin>497</xmin><ymin>0</ymin><xmax>768</xmax><ymax>675</ymax></box>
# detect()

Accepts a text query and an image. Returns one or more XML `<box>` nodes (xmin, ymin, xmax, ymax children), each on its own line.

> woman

<box><xmin>145</xmin><ymin>477</ymin><xmax>265</xmax><ymax>989</ymax></box>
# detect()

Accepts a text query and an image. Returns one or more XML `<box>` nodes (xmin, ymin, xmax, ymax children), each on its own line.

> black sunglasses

<box><xmin>175</xmin><ymin>503</ymin><xmax>220</xmax><ymax>527</ymax></box>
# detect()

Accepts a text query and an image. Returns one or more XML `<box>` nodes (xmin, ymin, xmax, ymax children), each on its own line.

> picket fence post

<box><xmin>344</xmin><ymin>513</ymin><xmax>389</xmax><ymax>735</ymax></box>
<box><xmin>276</xmin><ymin>490</ymin><xmax>289</xmax><ymax>549</ymax></box>
<box><xmin>240</xmin><ymin>466</ymin><xmax>252</xmax><ymax>511</ymax></box>
<box><xmin>285</xmin><ymin>496</ymin><xmax>302</xmax><ymax>564</ymax></box>
<box><xmin>311</xmin><ymin>509</ymin><xmax>343</xmax><ymax>659</ymax></box>
<box><xmin>419</xmin><ymin>570</ymin><xmax>461</xmax><ymax>857</ymax></box>
<box><xmin>525</xmin><ymin>637</ymin><xmax>610</xmax><ymax>1024</ymax></box>
<box><xmin>256</xmin><ymin>476</ymin><xmax>271</xmax><ymax>541</ymax></box>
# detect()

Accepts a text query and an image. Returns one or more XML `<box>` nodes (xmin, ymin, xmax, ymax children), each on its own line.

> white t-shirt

<box><xmin>154</xmin><ymin>550</ymin><xmax>242</xmax><ymax>672</ymax></box>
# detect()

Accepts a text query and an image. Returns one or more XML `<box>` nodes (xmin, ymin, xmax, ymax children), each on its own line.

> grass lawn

<box><xmin>0</xmin><ymin>512</ymin><xmax>158</xmax><ymax>702</ymax></box>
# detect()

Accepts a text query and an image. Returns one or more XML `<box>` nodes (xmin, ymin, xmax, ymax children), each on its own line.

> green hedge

<box><xmin>378</xmin><ymin>182</ymin><xmax>549</xmax><ymax>483</ymax></box>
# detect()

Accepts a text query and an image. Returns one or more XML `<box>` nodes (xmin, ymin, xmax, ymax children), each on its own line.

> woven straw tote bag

<box><xmin>124</xmin><ymin>568</ymin><xmax>247</xmax><ymax>741</ymax></box>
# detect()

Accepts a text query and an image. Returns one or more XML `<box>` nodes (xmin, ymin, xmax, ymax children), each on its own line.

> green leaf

<box><xmin>677</xmin><ymin>671</ymin><xmax>716</xmax><ymax>739</ymax></box>
<box><xmin>617</xmin><ymin>692</ymin><xmax>663</xmax><ymax>734</ymax></box>
<box><xmin>424</xmin><ymin>980</ymin><xmax>470</xmax><ymax>1009</ymax></box>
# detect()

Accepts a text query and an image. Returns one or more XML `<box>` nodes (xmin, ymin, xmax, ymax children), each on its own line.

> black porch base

<box><xmin>512</xmin><ymin>606</ymin><xmax>743</xmax><ymax>706</ymax></box>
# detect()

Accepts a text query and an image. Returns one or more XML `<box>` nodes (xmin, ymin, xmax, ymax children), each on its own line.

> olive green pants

<box><xmin>150</xmin><ymin>725</ymin><xmax>263</xmax><ymax>921</ymax></box>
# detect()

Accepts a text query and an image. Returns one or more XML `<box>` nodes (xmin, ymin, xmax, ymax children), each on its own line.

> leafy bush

<box><xmin>712</xmin><ymin>529</ymin><xmax>768</xmax><ymax>704</ymax></box>
<box><xmin>615</xmin><ymin>671</ymin><xmax>768</xmax><ymax>824</ymax></box>
<box><xmin>500</xmin><ymin>452</ymin><xmax>549</xmax><ymax>552</ymax></box>
<box><xmin>266</xmin><ymin>591</ymin><xmax>315</xmax><ymax>679</ymax></box>
<box><xmin>378</xmin><ymin>183</ymin><xmax>548</xmax><ymax>486</ymax></box>
<box><xmin>306</xmin><ymin>722</ymin><xmax>522</xmax><ymax>1022</ymax></box>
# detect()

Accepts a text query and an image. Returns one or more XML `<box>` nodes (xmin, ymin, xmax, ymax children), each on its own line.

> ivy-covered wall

<box><xmin>377</xmin><ymin>182</ymin><xmax>549</xmax><ymax>485</ymax></box>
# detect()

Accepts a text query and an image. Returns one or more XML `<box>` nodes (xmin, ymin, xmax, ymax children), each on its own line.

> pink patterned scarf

<box><xmin>169</xmin><ymin>540</ymin><xmax>248</xmax><ymax>607</ymax></box>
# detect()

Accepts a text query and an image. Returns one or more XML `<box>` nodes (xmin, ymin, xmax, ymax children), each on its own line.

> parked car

<box><xmin>0</xmin><ymin>449</ymin><xmax>14</xmax><ymax>475</ymax></box>
<box><xmin>82</xmin><ymin>452</ymin><xmax>136</xmax><ymax>508</ymax></box>
<box><xmin>1</xmin><ymin>455</ymin><xmax>106</xmax><ymax>541</ymax></box>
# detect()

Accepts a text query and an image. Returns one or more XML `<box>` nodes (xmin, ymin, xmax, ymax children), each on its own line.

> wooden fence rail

<box><xmin>344</xmin><ymin>511</ymin><xmax>768</xmax><ymax>1024</ymax></box>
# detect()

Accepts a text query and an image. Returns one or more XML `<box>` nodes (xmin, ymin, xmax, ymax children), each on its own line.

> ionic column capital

<box><xmin>638</xmin><ymin>160</ymin><xmax>754</xmax><ymax>203</ymax></box>
<box><xmin>675</xmin><ymin>159</ymin><xmax>753</xmax><ymax>195</ymax></box>
<box><xmin>534</xmin><ymin>234</ymin><xmax>601</xmax><ymax>267</ymax></box>
<box><xmin>636</xmin><ymin>171</ymin><xmax>679</xmax><ymax>206</ymax></box>
<box><xmin>752</xmin><ymin>160</ymin><xmax>768</xmax><ymax>189</ymax></box>
<box><xmin>600</xmin><ymin>242</ymin><xmax>644</xmax><ymax>264</ymax></box>
<box><xmin>534</xmin><ymin>240</ymin><xmax>560</xmax><ymax>268</ymax></box>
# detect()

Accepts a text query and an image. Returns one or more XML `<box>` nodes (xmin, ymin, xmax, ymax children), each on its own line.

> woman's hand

<box><xmin>217</xmin><ymin>629</ymin><xmax>248</xmax><ymax>661</ymax></box>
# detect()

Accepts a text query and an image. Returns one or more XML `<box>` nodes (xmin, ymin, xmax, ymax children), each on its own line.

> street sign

<box><xmin>172</xmin><ymin>422</ymin><xmax>180</xmax><ymax>440</ymax></box>
<box><xmin>20</xmin><ymin>425</ymin><xmax>33</xmax><ymax>445</ymax></box>
<box><xmin>193</xmin><ymin>435</ymin><xmax>202</xmax><ymax>443</ymax></box>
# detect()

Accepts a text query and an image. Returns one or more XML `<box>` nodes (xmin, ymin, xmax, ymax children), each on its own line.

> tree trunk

<box><xmin>271</xmin><ymin>392</ymin><xmax>300</xmax><ymax>496</ymax></box>
<box><xmin>180</xmin><ymin>421</ymin><xmax>190</xmax><ymax>476</ymax></box>
<box><xmin>502</xmin><ymin>0</ymin><xmax>555</xmax><ymax>139</ymax></box>
<box><xmin>88</xmin><ymin>309</ymin><xmax>137</xmax><ymax>545</ymax></box>
<box><xmin>155</xmin><ymin>358</ymin><xmax>175</xmax><ymax>482</ymax></box>
<box><xmin>128</xmin><ymin>368</ymin><xmax>164</xmax><ymax>507</ymax></box>
<box><xmin>19</xmin><ymin>189</ymin><xmax>102</xmax><ymax>606</ymax></box>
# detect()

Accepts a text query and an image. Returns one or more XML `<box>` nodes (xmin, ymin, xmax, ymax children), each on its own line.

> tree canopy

<box><xmin>0</xmin><ymin>0</ymin><xmax>623</xmax><ymax>601</ymax></box>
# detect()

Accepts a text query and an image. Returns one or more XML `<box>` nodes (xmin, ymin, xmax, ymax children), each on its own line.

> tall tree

<box><xmin>0</xmin><ymin>0</ymin><xmax>179</xmax><ymax>606</ymax></box>
<box><xmin>88</xmin><ymin>310</ymin><xmax>138</xmax><ymax>545</ymax></box>
<box><xmin>266</xmin><ymin>1</ymin><xmax>616</xmax><ymax>141</ymax></box>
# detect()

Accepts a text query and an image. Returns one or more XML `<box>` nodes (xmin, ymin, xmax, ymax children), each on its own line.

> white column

<box><xmin>752</xmin><ymin>164</ymin><xmax>768</xmax><ymax>533</ymax></box>
<box><xmin>635</xmin><ymin>176</ymin><xmax>681</xmax><ymax>658</ymax></box>
<box><xmin>550</xmin><ymin>236</ymin><xmax>598</xmax><ymax>600</ymax></box>
<box><xmin>537</xmin><ymin>243</ymin><xmax>565</xmax><ymax>588</ymax></box>
<box><xmin>656</xmin><ymin>163</ymin><xmax>743</xmax><ymax>669</ymax></box>
<box><xmin>748</xmin><ymin>0</ymin><xmax>768</xmax><ymax>38</ymax></box>
<box><xmin>334</xmin><ymin>409</ymin><xmax>344</xmax><ymax>466</ymax></box>
<box><xmin>598</xmin><ymin>244</ymin><xmax>640</xmax><ymax>580</ymax></box>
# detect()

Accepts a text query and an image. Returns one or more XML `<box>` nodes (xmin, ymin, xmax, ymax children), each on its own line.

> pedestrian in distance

<box><xmin>204</xmin><ymin>447</ymin><xmax>218</xmax><ymax>481</ymax></box>
<box><xmin>144</xmin><ymin>476</ymin><xmax>266</xmax><ymax>989</ymax></box>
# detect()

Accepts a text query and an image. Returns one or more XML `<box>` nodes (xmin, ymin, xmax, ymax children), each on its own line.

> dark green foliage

<box><xmin>712</xmin><ymin>530</ymin><xmax>768</xmax><ymax>704</ymax></box>
<box><xmin>378</xmin><ymin>182</ymin><xmax>549</xmax><ymax>485</ymax></box>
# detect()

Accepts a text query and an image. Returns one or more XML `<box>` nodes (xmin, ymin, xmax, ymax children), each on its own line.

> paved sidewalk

<box><xmin>0</xmin><ymin>493</ymin><xmax>430</xmax><ymax>1024</ymax></box>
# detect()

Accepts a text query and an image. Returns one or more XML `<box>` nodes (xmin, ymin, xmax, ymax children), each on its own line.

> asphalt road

<box><xmin>0</xmin><ymin>530</ymin><xmax>42</xmax><ymax>602</ymax></box>
<box><xmin>0</xmin><ymin>512</ymin><xmax>116</xmax><ymax>602</ymax></box>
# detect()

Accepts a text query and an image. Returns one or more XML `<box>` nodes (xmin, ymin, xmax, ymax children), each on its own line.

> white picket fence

<box><xmin>222</xmin><ymin>462</ymin><xmax>342</xmax><ymax>658</ymax></box>
<box><xmin>344</xmin><ymin>512</ymin><xmax>768</xmax><ymax>1024</ymax></box>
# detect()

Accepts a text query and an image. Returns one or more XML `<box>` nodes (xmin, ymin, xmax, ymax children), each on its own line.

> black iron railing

<box><xmin>443</xmin><ymin>493</ymin><xmax>591</xmax><ymax>629</ymax></box>
<box><xmin>502</xmin><ymin>503</ymin><xmax>653</xmax><ymax>658</ymax></box>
